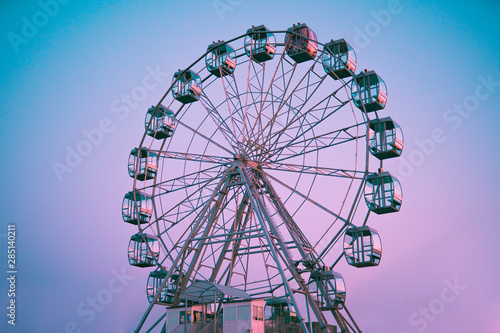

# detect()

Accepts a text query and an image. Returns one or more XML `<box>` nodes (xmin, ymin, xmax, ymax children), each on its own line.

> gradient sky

<box><xmin>1</xmin><ymin>0</ymin><xmax>499</xmax><ymax>332</ymax></box>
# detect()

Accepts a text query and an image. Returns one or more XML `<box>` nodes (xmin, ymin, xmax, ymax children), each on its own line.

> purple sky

<box><xmin>1</xmin><ymin>0</ymin><xmax>500</xmax><ymax>332</ymax></box>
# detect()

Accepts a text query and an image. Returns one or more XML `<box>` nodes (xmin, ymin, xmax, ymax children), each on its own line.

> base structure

<box><xmin>135</xmin><ymin>159</ymin><xmax>362</xmax><ymax>333</ymax></box>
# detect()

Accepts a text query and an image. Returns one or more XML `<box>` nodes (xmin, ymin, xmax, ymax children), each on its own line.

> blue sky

<box><xmin>1</xmin><ymin>0</ymin><xmax>499</xmax><ymax>332</ymax></box>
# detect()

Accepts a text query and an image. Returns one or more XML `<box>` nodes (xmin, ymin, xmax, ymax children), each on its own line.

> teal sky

<box><xmin>1</xmin><ymin>0</ymin><xmax>499</xmax><ymax>332</ymax></box>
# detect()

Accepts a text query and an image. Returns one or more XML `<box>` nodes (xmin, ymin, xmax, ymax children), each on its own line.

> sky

<box><xmin>1</xmin><ymin>0</ymin><xmax>500</xmax><ymax>332</ymax></box>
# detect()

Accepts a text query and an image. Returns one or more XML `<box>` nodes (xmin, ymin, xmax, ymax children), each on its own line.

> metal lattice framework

<box><xmin>123</xmin><ymin>23</ymin><xmax>404</xmax><ymax>333</ymax></box>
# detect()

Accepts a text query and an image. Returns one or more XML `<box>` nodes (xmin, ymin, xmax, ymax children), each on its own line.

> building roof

<box><xmin>180</xmin><ymin>281</ymin><xmax>251</xmax><ymax>303</ymax></box>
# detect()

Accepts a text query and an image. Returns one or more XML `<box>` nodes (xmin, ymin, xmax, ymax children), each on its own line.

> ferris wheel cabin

<box><xmin>122</xmin><ymin>190</ymin><xmax>153</xmax><ymax>224</ymax></box>
<box><xmin>364</xmin><ymin>171</ymin><xmax>403</xmax><ymax>214</ymax></box>
<box><xmin>265</xmin><ymin>298</ymin><xmax>296</xmax><ymax>332</ymax></box>
<box><xmin>244</xmin><ymin>25</ymin><xmax>276</xmax><ymax>63</ymax></box>
<box><xmin>309</xmin><ymin>269</ymin><xmax>346</xmax><ymax>310</ymax></box>
<box><xmin>128</xmin><ymin>147</ymin><xmax>158</xmax><ymax>181</ymax></box>
<box><xmin>369</xmin><ymin>117</ymin><xmax>404</xmax><ymax>159</ymax></box>
<box><xmin>322</xmin><ymin>38</ymin><xmax>357</xmax><ymax>80</ymax></box>
<box><xmin>285</xmin><ymin>23</ymin><xmax>318</xmax><ymax>63</ymax></box>
<box><xmin>205</xmin><ymin>40</ymin><xmax>236</xmax><ymax>77</ymax></box>
<box><xmin>128</xmin><ymin>233</ymin><xmax>160</xmax><ymax>268</ymax></box>
<box><xmin>344</xmin><ymin>226</ymin><xmax>382</xmax><ymax>268</ymax></box>
<box><xmin>172</xmin><ymin>69</ymin><xmax>202</xmax><ymax>104</ymax></box>
<box><xmin>145</xmin><ymin>104</ymin><xmax>175</xmax><ymax>139</ymax></box>
<box><xmin>352</xmin><ymin>70</ymin><xmax>388</xmax><ymax>112</ymax></box>
<box><xmin>147</xmin><ymin>269</ymin><xmax>171</xmax><ymax>304</ymax></box>
<box><xmin>147</xmin><ymin>269</ymin><xmax>185</xmax><ymax>305</ymax></box>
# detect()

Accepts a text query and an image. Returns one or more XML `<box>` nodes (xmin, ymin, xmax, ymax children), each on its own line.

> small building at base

<box><xmin>162</xmin><ymin>281</ymin><xmax>337</xmax><ymax>332</ymax></box>
<box><xmin>164</xmin><ymin>299</ymin><xmax>264</xmax><ymax>333</ymax></box>
<box><xmin>165</xmin><ymin>304</ymin><xmax>209</xmax><ymax>333</ymax></box>
<box><xmin>221</xmin><ymin>299</ymin><xmax>264</xmax><ymax>333</ymax></box>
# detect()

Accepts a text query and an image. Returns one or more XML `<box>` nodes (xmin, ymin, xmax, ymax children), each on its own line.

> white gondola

<box><xmin>352</xmin><ymin>70</ymin><xmax>388</xmax><ymax>112</ymax></box>
<box><xmin>364</xmin><ymin>171</ymin><xmax>403</xmax><ymax>214</ymax></box>
<box><xmin>146</xmin><ymin>269</ymin><xmax>169</xmax><ymax>303</ymax></box>
<box><xmin>244</xmin><ymin>25</ymin><xmax>276</xmax><ymax>63</ymax></box>
<box><xmin>172</xmin><ymin>69</ymin><xmax>202</xmax><ymax>104</ymax></box>
<box><xmin>122</xmin><ymin>190</ymin><xmax>153</xmax><ymax>224</ymax></box>
<box><xmin>309</xmin><ymin>268</ymin><xmax>346</xmax><ymax>310</ymax></box>
<box><xmin>368</xmin><ymin>117</ymin><xmax>404</xmax><ymax>159</ymax></box>
<box><xmin>146</xmin><ymin>269</ymin><xmax>183</xmax><ymax>304</ymax></box>
<box><xmin>128</xmin><ymin>233</ymin><xmax>160</xmax><ymax>267</ymax></box>
<box><xmin>322</xmin><ymin>38</ymin><xmax>356</xmax><ymax>79</ymax></box>
<box><xmin>128</xmin><ymin>147</ymin><xmax>158</xmax><ymax>181</ymax></box>
<box><xmin>344</xmin><ymin>226</ymin><xmax>382</xmax><ymax>267</ymax></box>
<box><xmin>145</xmin><ymin>104</ymin><xmax>175</xmax><ymax>139</ymax></box>
<box><xmin>285</xmin><ymin>23</ymin><xmax>318</xmax><ymax>63</ymax></box>
<box><xmin>205</xmin><ymin>40</ymin><xmax>236</xmax><ymax>77</ymax></box>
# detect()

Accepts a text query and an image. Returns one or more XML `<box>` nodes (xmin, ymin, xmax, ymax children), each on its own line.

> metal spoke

<box><xmin>145</xmin><ymin>164</ymin><xmax>226</xmax><ymax>195</ymax></box>
<box><xmin>198</xmin><ymin>93</ymin><xmax>240</xmax><ymax>150</ymax></box>
<box><xmin>271</xmin><ymin>123</ymin><xmax>366</xmax><ymax>163</ymax></box>
<box><xmin>261</xmin><ymin>161</ymin><xmax>362</xmax><ymax>179</ymax></box>
<box><xmin>156</xmin><ymin>151</ymin><xmax>232</xmax><ymax>165</ymax></box>
<box><xmin>174</xmin><ymin>117</ymin><xmax>234</xmax><ymax>155</ymax></box>
<box><xmin>260</xmin><ymin>168</ymin><xmax>349</xmax><ymax>224</ymax></box>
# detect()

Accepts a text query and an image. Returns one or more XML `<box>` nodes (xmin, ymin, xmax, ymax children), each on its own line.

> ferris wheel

<box><xmin>122</xmin><ymin>23</ymin><xmax>404</xmax><ymax>333</ymax></box>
